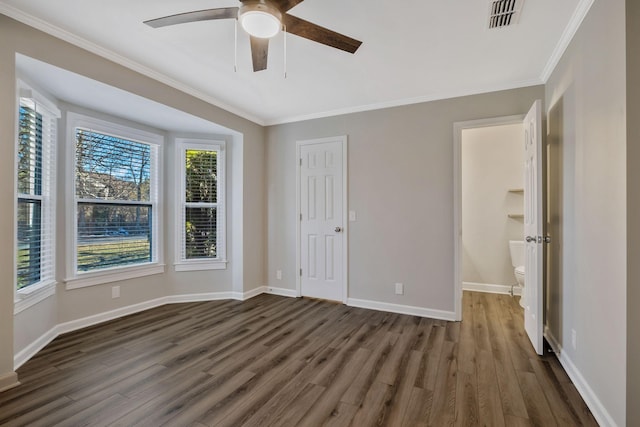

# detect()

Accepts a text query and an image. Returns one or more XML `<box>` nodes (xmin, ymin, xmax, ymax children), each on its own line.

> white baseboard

<box><xmin>346</xmin><ymin>298</ymin><xmax>456</xmax><ymax>321</ymax></box>
<box><xmin>14</xmin><ymin>326</ymin><xmax>59</xmax><ymax>370</ymax></box>
<box><xmin>14</xmin><ymin>289</ymin><xmax>271</xmax><ymax>370</ymax></box>
<box><xmin>240</xmin><ymin>287</ymin><xmax>267</xmax><ymax>300</ymax></box>
<box><xmin>544</xmin><ymin>326</ymin><xmax>618</xmax><ymax>427</ymax></box>
<box><xmin>463</xmin><ymin>281</ymin><xmax>522</xmax><ymax>296</ymax></box>
<box><xmin>265</xmin><ymin>286</ymin><xmax>298</xmax><ymax>298</ymax></box>
<box><xmin>57</xmin><ymin>296</ymin><xmax>169</xmax><ymax>336</ymax></box>
<box><xmin>0</xmin><ymin>371</ymin><xmax>20</xmax><ymax>392</ymax></box>
<box><xmin>167</xmin><ymin>292</ymin><xmax>237</xmax><ymax>304</ymax></box>
<box><xmin>544</xmin><ymin>325</ymin><xmax>562</xmax><ymax>355</ymax></box>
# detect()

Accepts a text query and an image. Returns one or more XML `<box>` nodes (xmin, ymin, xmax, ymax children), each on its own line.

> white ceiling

<box><xmin>1</xmin><ymin>0</ymin><xmax>588</xmax><ymax>125</ymax></box>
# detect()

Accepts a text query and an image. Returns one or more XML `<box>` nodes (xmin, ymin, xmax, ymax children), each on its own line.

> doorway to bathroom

<box><xmin>460</xmin><ymin>121</ymin><xmax>525</xmax><ymax>298</ymax></box>
<box><xmin>453</xmin><ymin>114</ymin><xmax>525</xmax><ymax>319</ymax></box>
<box><xmin>454</xmin><ymin>102</ymin><xmax>546</xmax><ymax>355</ymax></box>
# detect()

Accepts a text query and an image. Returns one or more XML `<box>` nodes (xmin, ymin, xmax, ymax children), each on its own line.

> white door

<box><xmin>523</xmin><ymin>100</ymin><xmax>544</xmax><ymax>355</ymax></box>
<box><xmin>299</xmin><ymin>138</ymin><xmax>345</xmax><ymax>302</ymax></box>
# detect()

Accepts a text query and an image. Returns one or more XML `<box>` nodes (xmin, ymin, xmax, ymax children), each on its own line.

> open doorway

<box><xmin>461</xmin><ymin>123</ymin><xmax>525</xmax><ymax>297</ymax></box>
<box><xmin>453</xmin><ymin>115</ymin><xmax>524</xmax><ymax>320</ymax></box>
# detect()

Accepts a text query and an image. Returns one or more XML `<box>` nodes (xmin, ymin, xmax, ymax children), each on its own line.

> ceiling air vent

<box><xmin>488</xmin><ymin>0</ymin><xmax>524</xmax><ymax>29</ymax></box>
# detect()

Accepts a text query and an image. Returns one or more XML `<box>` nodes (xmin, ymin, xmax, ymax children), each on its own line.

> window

<box><xmin>16</xmin><ymin>83</ymin><xmax>59</xmax><ymax>297</ymax></box>
<box><xmin>66</xmin><ymin>113</ymin><xmax>163</xmax><ymax>288</ymax></box>
<box><xmin>175</xmin><ymin>139</ymin><xmax>226</xmax><ymax>271</ymax></box>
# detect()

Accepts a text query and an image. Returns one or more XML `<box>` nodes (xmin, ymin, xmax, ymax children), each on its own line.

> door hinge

<box><xmin>300</xmin><ymin>268</ymin><xmax>302</xmax><ymax>276</ymax></box>
<box><xmin>300</xmin><ymin>213</ymin><xmax>302</xmax><ymax>221</ymax></box>
<box><xmin>299</xmin><ymin>158</ymin><xmax>302</xmax><ymax>166</ymax></box>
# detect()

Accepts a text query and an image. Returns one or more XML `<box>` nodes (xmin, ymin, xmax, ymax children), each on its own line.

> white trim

<box><xmin>174</xmin><ymin>261</ymin><xmax>227</xmax><ymax>272</ymax></box>
<box><xmin>14</xmin><ymin>288</ymin><xmax>270</xmax><ymax>369</ymax></box>
<box><xmin>174</xmin><ymin>138</ymin><xmax>227</xmax><ymax>268</ymax></box>
<box><xmin>542</xmin><ymin>327</ymin><xmax>619</xmax><ymax>427</ymax></box>
<box><xmin>544</xmin><ymin>325</ymin><xmax>562</xmax><ymax>355</ymax></box>
<box><xmin>453</xmin><ymin>114</ymin><xmax>525</xmax><ymax>322</ymax></box>
<box><xmin>266</xmin><ymin>79</ymin><xmax>542</xmax><ymax>126</ymax></box>
<box><xmin>65</xmin><ymin>112</ymin><xmax>164</xmax><ymax>285</ymax></box>
<box><xmin>14</xmin><ymin>81</ymin><xmax>58</xmax><ymax>305</ymax></box>
<box><xmin>14</xmin><ymin>326</ymin><xmax>58</xmax><ymax>370</ymax></box>
<box><xmin>166</xmin><ymin>292</ymin><xmax>237</xmax><ymax>303</ymax></box>
<box><xmin>0</xmin><ymin>372</ymin><xmax>20</xmax><ymax>393</ymax></box>
<box><xmin>14</xmin><ymin>282</ymin><xmax>56</xmax><ymax>314</ymax></box>
<box><xmin>539</xmin><ymin>0</ymin><xmax>595</xmax><ymax>82</ymax></box>
<box><xmin>0</xmin><ymin>4</ymin><xmax>264</xmax><ymax>126</ymax></box>
<box><xmin>347</xmin><ymin>298</ymin><xmax>456</xmax><ymax>321</ymax></box>
<box><xmin>56</xmin><ymin>296</ymin><xmax>168</xmax><ymax>335</ymax></box>
<box><xmin>265</xmin><ymin>286</ymin><xmax>298</xmax><ymax>298</ymax></box>
<box><xmin>65</xmin><ymin>264</ymin><xmax>165</xmax><ymax>290</ymax></box>
<box><xmin>240</xmin><ymin>286</ymin><xmax>266</xmax><ymax>301</ymax></box>
<box><xmin>463</xmin><ymin>281</ymin><xmax>522</xmax><ymax>296</ymax></box>
<box><xmin>0</xmin><ymin>2</ymin><xmax>545</xmax><ymax>127</ymax></box>
<box><xmin>296</xmin><ymin>136</ymin><xmax>349</xmax><ymax>303</ymax></box>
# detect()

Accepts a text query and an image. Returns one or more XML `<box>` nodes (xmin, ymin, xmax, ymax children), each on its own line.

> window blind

<box><xmin>179</xmin><ymin>146</ymin><xmax>224</xmax><ymax>262</ymax></box>
<box><xmin>75</xmin><ymin>129</ymin><xmax>156</xmax><ymax>272</ymax></box>
<box><xmin>17</xmin><ymin>96</ymin><xmax>58</xmax><ymax>290</ymax></box>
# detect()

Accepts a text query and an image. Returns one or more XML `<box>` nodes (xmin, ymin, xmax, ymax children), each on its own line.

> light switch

<box><xmin>349</xmin><ymin>211</ymin><xmax>357</xmax><ymax>221</ymax></box>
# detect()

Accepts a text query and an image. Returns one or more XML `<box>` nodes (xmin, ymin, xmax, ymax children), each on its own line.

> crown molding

<box><xmin>265</xmin><ymin>78</ymin><xmax>543</xmax><ymax>126</ymax></box>
<box><xmin>0</xmin><ymin>4</ymin><xmax>265</xmax><ymax>126</ymax></box>
<box><xmin>540</xmin><ymin>0</ymin><xmax>595</xmax><ymax>82</ymax></box>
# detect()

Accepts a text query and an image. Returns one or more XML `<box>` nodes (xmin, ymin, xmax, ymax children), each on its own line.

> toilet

<box><xmin>508</xmin><ymin>240</ymin><xmax>526</xmax><ymax>308</ymax></box>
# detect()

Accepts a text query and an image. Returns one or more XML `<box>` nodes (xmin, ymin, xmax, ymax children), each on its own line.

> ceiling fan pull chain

<box><xmin>283</xmin><ymin>24</ymin><xmax>287</xmax><ymax>79</ymax></box>
<box><xmin>234</xmin><ymin>18</ymin><xmax>238</xmax><ymax>73</ymax></box>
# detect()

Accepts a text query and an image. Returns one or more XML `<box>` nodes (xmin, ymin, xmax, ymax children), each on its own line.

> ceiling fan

<box><xmin>144</xmin><ymin>0</ymin><xmax>363</xmax><ymax>72</ymax></box>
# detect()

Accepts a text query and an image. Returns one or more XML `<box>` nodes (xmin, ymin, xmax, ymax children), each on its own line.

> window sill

<box><xmin>174</xmin><ymin>260</ymin><xmax>227</xmax><ymax>272</ymax></box>
<box><xmin>14</xmin><ymin>281</ymin><xmax>57</xmax><ymax>315</ymax></box>
<box><xmin>65</xmin><ymin>263</ymin><xmax>165</xmax><ymax>290</ymax></box>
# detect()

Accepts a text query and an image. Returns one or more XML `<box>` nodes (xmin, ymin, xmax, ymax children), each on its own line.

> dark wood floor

<box><xmin>0</xmin><ymin>292</ymin><xmax>597</xmax><ymax>426</ymax></box>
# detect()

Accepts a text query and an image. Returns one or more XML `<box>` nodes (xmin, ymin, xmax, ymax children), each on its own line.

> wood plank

<box><xmin>454</xmin><ymin>371</ymin><xmax>479</xmax><ymax>427</ymax></box>
<box><xmin>401</xmin><ymin>387</ymin><xmax>433</xmax><ymax>427</ymax></box>
<box><xmin>320</xmin><ymin>401</ymin><xmax>358</xmax><ymax>427</ymax></box>
<box><xmin>0</xmin><ymin>293</ymin><xmax>598</xmax><ymax>426</ymax></box>
<box><xmin>517</xmin><ymin>370</ymin><xmax>559</xmax><ymax>427</ymax></box>
<box><xmin>476</xmin><ymin>349</ymin><xmax>505</xmax><ymax>427</ymax></box>
<box><xmin>428</xmin><ymin>340</ymin><xmax>458</xmax><ymax>426</ymax></box>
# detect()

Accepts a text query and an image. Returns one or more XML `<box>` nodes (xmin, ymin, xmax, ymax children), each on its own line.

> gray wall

<box><xmin>0</xmin><ymin>14</ymin><xmax>265</xmax><ymax>379</ymax></box>
<box><xmin>265</xmin><ymin>86</ymin><xmax>543</xmax><ymax>313</ymax></box>
<box><xmin>545</xmin><ymin>0</ymin><xmax>627</xmax><ymax>425</ymax></box>
<box><xmin>627</xmin><ymin>0</ymin><xmax>640</xmax><ymax>425</ymax></box>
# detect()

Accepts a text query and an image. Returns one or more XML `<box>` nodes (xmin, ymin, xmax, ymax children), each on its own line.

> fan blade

<box><xmin>269</xmin><ymin>0</ymin><xmax>305</xmax><ymax>12</ymax></box>
<box><xmin>250</xmin><ymin>36</ymin><xmax>269</xmax><ymax>72</ymax></box>
<box><xmin>144</xmin><ymin>8</ymin><xmax>239</xmax><ymax>28</ymax></box>
<box><xmin>283</xmin><ymin>15</ymin><xmax>362</xmax><ymax>54</ymax></box>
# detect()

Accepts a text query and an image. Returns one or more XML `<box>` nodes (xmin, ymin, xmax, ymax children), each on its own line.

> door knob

<box><xmin>335</xmin><ymin>227</ymin><xmax>342</xmax><ymax>233</ymax></box>
<box><xmin>525</xmin><ymin>236</ymin><xmax>536</xmax><ymax>243</ymax></box>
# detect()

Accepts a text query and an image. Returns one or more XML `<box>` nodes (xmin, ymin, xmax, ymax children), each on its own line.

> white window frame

<box><xmin>14</xmin><ymin>80</ymin><xmax>59</xmax><ymax>313</ymax></box>
<box><xmin>174</xmin><ymin>138</ymin><xmax>227</xmax><ymax>271</ymax></box>
<box><xmin>65</xmin><ymin>112</ymin><xmax>164</xmax><ymax>289</ymax></box>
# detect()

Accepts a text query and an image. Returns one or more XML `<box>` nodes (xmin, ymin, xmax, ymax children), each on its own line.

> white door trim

<box><xmin>296</xmin><ymin>136</ymin><xmax>348</xmax><ymax>303</ymax></box>
<box><xmin>453</xmin><ymin>115</ymin><xmax>524</xmax><ymax>321</ymax></box>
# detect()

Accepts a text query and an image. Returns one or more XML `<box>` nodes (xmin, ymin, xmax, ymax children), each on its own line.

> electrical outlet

<box><xmin>571</xmin><ymin>329</ymin><xmax>577</xmax><ymax>350</ymax></box>
<box><xmin>276</xmin><ymin>270</ymin><xmax>282</xmax><ymax>280</ymax></box>
<box><xmin>395</xmin><ymin>283</ymin><xmax>403</xmax><ymax>295</ymax></box>
<box><xmin>112</xmin><ymin>286</ymin><xmax>120</xmax><ymax>299</ymax></box>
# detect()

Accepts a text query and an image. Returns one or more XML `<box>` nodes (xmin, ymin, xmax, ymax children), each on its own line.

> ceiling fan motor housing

<box><xmin>239</xmin><ymin>0</ymin><xmax>283</xmax><ymax>38</ymax></box>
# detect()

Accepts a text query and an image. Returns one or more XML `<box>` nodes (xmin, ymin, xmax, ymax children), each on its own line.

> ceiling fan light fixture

<box><xmin>239</xmin><ymin>1</ymin><xmax>282</xmax><ymax>38</ymax></box>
